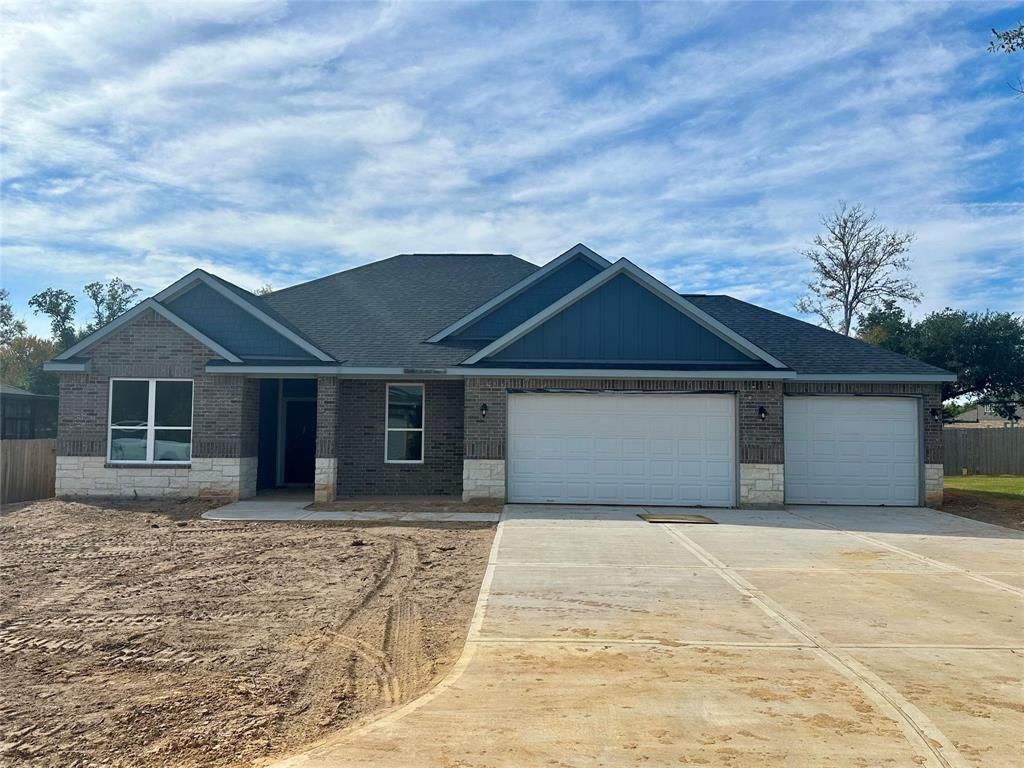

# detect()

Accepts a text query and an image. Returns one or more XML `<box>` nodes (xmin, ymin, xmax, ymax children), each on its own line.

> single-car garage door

<box><xmin>785</xmin><ymin>396</ymin><xmax>920</xmax><ymax>506</ymax></box>
<box><xmin>507</xmin><ymin>393</ymin><xmax>736</xmax><ymax>506</ymax></box>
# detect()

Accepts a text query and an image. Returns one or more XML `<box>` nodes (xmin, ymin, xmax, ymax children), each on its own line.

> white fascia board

<box><xmin>447</xmin><ymin>367</ymin><xmax>793</xmax><ymax>379</ymax></box>
<box><xmin>155</xmin><ymin>270</ymin><xmax>334</xmax><ymax>362</ymax></box>
<box><xmin>789</xmin><ymin>373</ymin><xmax>956</xmax><ymax>383</ymax></box>
<box><xmin>42</xmin><ymin>360</ymin><xmax>88</xmax><ymax>372</ymax></box>
<box><xmin>204</xmin><ymin>365</ymin><xmax>456</xmax><ymax>379</ymax></box>
<box><xmin>461</xmin><ymin>259</ymin><xmax>787</xmax><ymax>368</ymax></box>
<box><xmin>426</xmin><ymin>244</ymin><xmax>611</xmax><ymax>342</ymax></box>
<box><xmin>53</xmin><ymin>299</ymin><xmax>243</xmax><ymax>363</ymax></box>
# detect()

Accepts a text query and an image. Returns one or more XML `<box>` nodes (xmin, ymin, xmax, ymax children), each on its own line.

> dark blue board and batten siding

<box><xmin>454</xmin><ymin>256</ymin><xmax>602</xmax><ymax>340</ymax></box>
<box><xmin>165</xmin><ymin>282</ymin><xmax>314</xmax><ymax>360</ymax></box>
<box><xmin>490</xmin><ymin>274</ymin><xmax>756</xmax><ymax>364</ymax></box>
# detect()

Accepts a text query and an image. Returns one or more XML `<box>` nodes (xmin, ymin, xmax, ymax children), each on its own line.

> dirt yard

<box><xmin>942</xmin><ymin>474</ymin><xmax>1024</xmax><ymax>531</ymax></box>
<box><xmin>0</xmin><ymin>498</ymin><xmax>494</xmax><ymax>768</ymax></box>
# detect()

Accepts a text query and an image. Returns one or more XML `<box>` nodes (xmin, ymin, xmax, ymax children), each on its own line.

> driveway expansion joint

<box><xmin>784</xmin><ymin>508</ymin><xmax>1024</xmax><ymax>598</ymax></box>
<box><xmin>659</xmin><ymin>522</ymin><xmax>970</xmax><ymax>768</ymax></box>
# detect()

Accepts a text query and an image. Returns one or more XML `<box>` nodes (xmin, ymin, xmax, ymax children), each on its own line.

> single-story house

<box><xmin>949</xmin><ymin>404</ymin><xmax>1020</xmax><ymax>429</ymax></box>
<box><xmin>0</xmin><ymin>383</ymin><xmax>58</xmax><ymax>440</ymax></box>
<box><xmin>43</xmin><ymin>244</ymin><xmax>953</xmax><ymax>507</ymax></box>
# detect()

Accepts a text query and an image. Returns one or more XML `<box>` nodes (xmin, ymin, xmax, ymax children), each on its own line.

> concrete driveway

<box><xmin>272</xmin><ymin>505</ymin><xmax>1023</xmax><ymax>768</ymax></box>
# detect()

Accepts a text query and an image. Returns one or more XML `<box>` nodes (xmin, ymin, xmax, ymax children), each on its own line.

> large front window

<box><xmin>385</xmin><ymin>383</ymin><xmax>424</xmax><ymax>463</ymax></box>
<box><xmin>108</xmin><ymin>379</ymin><xmax>193</xmax><ymax>463</ymax></box>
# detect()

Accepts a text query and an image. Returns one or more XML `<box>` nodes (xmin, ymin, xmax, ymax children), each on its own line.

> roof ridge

<box><xmin>267</xmin><ymin>253</ymin><xmax>533</xmax><ymax>296</ymax></box>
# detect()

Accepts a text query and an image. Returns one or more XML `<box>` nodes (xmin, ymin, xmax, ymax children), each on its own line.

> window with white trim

<box><xmin>108</xmin><ymin>379</ymin><xmax>193</xmax><ymax>463</ymax></box>
<box><xmin>385</xmin><ymin>383</ymin><xmax>424</xmax><ymax>463</ymax></box>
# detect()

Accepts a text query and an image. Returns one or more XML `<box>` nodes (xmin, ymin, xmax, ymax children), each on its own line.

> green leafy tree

<box><xmin>83</xmin><ymin>278</ymin><xmax>140</xmax><ymax>331</ymax></box>
<box><xmin>0</xmin><ymin>335</ymin><xmax>58</xmax><ymax>394</ymax></box>
<box><xmin>0</xmin><ymin>288</ymin><xmax>27</xmax><ymax>346</ymax></box>
<box><xmin>859</xmin><ymin>307</ymin><xmax>1024</xmax><ymax>420</ymax></box>
<box><xmin>796</xmin><ymin>202</ymin><xmax>919</xmax><ymax>336</ymax></box>
<box><xmin>28</xmin><ymin>288</ymin><xmax>78</xmax><ymax>349</ymax></box>
<box><xmin>856</xmin><ymin>300</ymin><xmax>914</xmax><ymax>355</ymax></box>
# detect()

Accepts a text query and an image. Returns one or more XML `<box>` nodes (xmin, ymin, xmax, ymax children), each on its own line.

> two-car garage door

<box><xmin>507</xmin><ymin>393</ymin><xmax>735</xmax><ymax>506</ymax></box>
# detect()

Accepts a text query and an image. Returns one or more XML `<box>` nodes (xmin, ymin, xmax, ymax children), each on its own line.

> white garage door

<box><xmin>785</xmin><ymin>396</ymin><xmax>920</xmax><ymax>506</ymax></box>
<box><xmin>507</xmin><ymin>393</ymin><xmax>736</xmax><ymax>506</ymax></box>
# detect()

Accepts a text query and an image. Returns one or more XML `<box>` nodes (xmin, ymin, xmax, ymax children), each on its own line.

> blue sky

<box><xmin>1</xmin><ymin>1</ymin><xmax>1022</xmax><ymax>337</ymax></box>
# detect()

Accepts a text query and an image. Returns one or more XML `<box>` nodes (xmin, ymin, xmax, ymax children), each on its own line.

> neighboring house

<box><xmin>0</xmin><ymin>383</ymin><xmax>58</xmax><ymax>440</ymax></box>
<box><xmin>949</xmin><ymin>404</ymin><xmax>1020</xmax><ymax>429</ymax></box>
<box><xmin>43</xmin><ymin>244</ymin><xmax>954</xmax><ymax>507</ymax></box>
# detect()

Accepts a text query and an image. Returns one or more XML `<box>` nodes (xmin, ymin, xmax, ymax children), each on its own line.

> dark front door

<box><xmin>284</xmin><ymin>400</ymin><xmax>316</xmax><ymax>484</ymax></box>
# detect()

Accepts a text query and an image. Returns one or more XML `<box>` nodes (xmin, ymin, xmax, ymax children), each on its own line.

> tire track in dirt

<box><xmin>0</xmin><ymin>500</ymin><xmax>494</xmax><ymax>768</ymax></box>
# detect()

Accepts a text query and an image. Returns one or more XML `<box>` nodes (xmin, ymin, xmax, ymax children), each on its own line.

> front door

<box><xmin>284</xmin><ymin>400</ymin><xmax>316</xmax><ymax>484</ymax></box>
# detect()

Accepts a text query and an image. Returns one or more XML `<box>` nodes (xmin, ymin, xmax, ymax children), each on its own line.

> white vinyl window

<box><xmin>108</xmin><ymin>379</ymin><xmax>193</xmax><ymax>464</ymax></box>
<box><xmin>385</xmin><ymin>383</ymin><xmax>424</xmax><ymax>463</ymax></box>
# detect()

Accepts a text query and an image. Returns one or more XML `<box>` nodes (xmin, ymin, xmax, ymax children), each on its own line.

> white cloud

<box><xmin>1</xmin><ymin>0</ymin><xmax>1021</xmax><ymax>332</ymax></box>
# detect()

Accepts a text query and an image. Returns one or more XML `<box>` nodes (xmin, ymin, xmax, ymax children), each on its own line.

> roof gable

<box><xmin>164</xmin><ymin>282</ymin><xmax>315</xmax><ymax>360</ymax></box>
<box><xmin>488</xmin><ymin>273</ymin><xmax>756</xmax><ymax>364</ymax></box>
<box><xmin>427</xmin><ymin>244</ymin><xmax>610</xmax><ymax>342</ymax></box>
<box><xmin>53</xmin><ymin>299</ymin><xmax>242</xmax><ymax>363</ymax></box>
<box><xmin>462</xmin><ymin>260</ymin><xmax>788</xmax><ymax>369</ymax></box>
<box><xmin>155</xmin><ymin>270</ymin><xmax>333</xmax><ymax>361</ymax></box>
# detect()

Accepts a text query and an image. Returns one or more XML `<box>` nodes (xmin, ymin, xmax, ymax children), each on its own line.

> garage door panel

<box><xmin>785</xmin><ymin>396</ymin><xmax>919</xmax><ymax>506</ymax></box>
<box><xmin>508</xmin><ymin>394</ymin><xmax>736</xmax><ymax>506</ymax></box>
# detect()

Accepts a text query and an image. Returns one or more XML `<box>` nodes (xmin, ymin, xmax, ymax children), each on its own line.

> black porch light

<box><xmin>480</xmin><ymin>403</ymin><xmax>489</xmax><ymax>419</ymax></box>
<box><xmin>930</xmin><ymin>407</ymin><xmax>941</xmax><ymax>422</ymax></box>
<box><xmin>757</xmin><ymin>406</ymin><xmax>768</xmax><ymax>421</ymax></box>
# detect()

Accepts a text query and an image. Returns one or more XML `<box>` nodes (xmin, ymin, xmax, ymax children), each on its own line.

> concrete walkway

<box><xmin>272</xmin><ymin>504</ymin><xmax>1024</xmax><ymax>768</ymax></box>
<box><xmin>202</xmin><ymin>498</ymin><xmax>500</xmax><ymax>523</ymax></box>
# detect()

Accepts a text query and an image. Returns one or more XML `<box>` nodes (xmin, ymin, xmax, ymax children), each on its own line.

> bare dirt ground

<box><xmin>943</xmin><ymin>489</ymin><xmax>1024</xmax><ymax>531</ymax></box>
<box><xmin>0</xmin><ymin>498</ymin><xmax>494</xmax><ymax>768</ymax></box>
<box><xmin>310</xmin><ymin>496</ymin><xmax>502</xmax><ymax>514</ymax></box>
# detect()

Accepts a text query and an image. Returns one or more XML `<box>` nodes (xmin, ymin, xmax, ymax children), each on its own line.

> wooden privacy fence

<box><xmin>943</xmin><ymin>429</ymin><xmax>1024</xmax><ymax>476</ymax></box>
<box><xmin>1</xmin><ymin>438</ymin><xmax>56</xmax><ymax>505</ymax></box>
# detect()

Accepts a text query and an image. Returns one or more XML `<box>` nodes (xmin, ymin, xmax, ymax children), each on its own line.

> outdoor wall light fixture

<box><xmin>930</xmin><ymin>408</ymin><xmax>940</xmax><ymax>422</ymax></box>
<box><xmin>480</xmin><ymin>403</ymin><xmax>489</xmax><ymax>419</ymax></box>
<box><xmin>758</xmin><ymin>406</ymin><xmax>768</xmax><ymax>421</ymax></box>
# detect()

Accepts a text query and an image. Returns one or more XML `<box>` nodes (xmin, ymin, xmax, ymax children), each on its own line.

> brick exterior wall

<box><xmin>464</xmin><ymin>377</ymin><xmax>784</xmax><ymax>462</ymax></box>
<box><xmin>314</xmin><ymin>376</ymin><xmax>339</xmax><ymax>502</ymax></box>
<box><xmin>54</xmin><ymin>309</ymin><xmax>259</xmax><ymax>498</ymax></box>
<box><xmin>335</xmin><ymin>379</ymin><xmax>464</xmax><ymax>497</ymax></box>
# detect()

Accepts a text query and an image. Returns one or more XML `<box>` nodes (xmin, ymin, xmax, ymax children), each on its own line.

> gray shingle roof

<box><xmin>197</xmin><ymin>254</ymin><xmax>949</xmax><ymax>377</ymax></box>
<box><xmin>0</xmin><ymin>383</ymin><xmax>56</xmax><ymax>399</ymax></box>
<box><xmin>685</xmin><ymin>295</ymin><xmax>950</xmax><ymax>376</ymax></box>
<box><xmin>262</xmin><ymin>254</ymin><xmax>539</xmax><ymax>367</ymax></box>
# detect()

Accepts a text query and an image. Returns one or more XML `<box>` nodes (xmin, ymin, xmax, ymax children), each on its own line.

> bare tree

<box><xmin>796</xmin><ymin>202</ymin><xmax>919</xmax><ymax>336</ymax></box>
<box><xmin>254</xmin><ymin>283</ymin><xmax>274</xmax><ymax>296</ymax></box>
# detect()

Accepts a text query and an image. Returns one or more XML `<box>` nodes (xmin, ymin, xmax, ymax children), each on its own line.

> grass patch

<box><xmin>943</xmin><ymin>474</ymin><xmax>1024</xmax><ymax>500</ymax></box>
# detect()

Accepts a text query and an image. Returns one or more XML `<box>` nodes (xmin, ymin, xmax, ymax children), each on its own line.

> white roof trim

<box><xmin>426</xmin><ymin>244</ymin><xmax>611</xmax><ymax>342</ymax></box>
<box><xmin>41</xmin><ymin>360</ymin><xmax>88</xmax><ymax>372</ymax></box>
<box><xmin>789</xmin><ymin>373</ymin><xmax>956</xmax><ymax>382</ymax></box>
<box><xmin>448</xmin><ymin>367</ymin><xmax>793</xmax><ymax>380</ymax></box>
<box><xmin>54</xmin><ymin>299</ymin><xmax>243</xmax><ymax>363</ymax></box>
<box><xmin>461</xmin><ymin>259</ymin><xmax>789</xmax><ymax>368</ymax></box>
<box><xmin>154</xmin><ymin>270</ymin><xmax>334</xmax><ymax>362</ymax></box>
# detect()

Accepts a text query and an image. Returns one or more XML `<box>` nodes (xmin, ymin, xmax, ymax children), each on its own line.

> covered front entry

<box><xmin>507</xmin><ymin>393</ymin><xmax>736</xmax><ymax>506</ymax></box>
<box><xmin>784</xmin><ymin>395</ymin><xmax>920</xmax><ymax>506</ymax></box>
<box><xmin>257</xmin><ymin>379</ymin><xmax>317</xmax><ymax>491</ymax></box>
